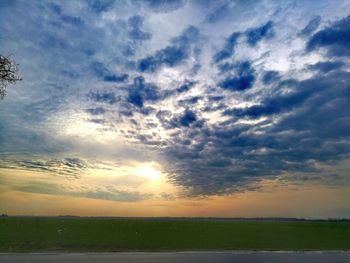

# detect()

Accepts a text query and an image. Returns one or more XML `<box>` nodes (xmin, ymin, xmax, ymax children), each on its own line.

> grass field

<box><xmin>1</xmin><ymin>217</ymin><xmax>350</xmax><ymax>252</ymax></box>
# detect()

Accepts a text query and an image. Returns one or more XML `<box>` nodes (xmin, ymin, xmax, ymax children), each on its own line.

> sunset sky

<box><xmin>1</xmin><ymin>0</ymin><xmax>350</xmax><ymax>218</ymax></box>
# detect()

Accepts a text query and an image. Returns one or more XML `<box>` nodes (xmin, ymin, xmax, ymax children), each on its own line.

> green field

<box><xmin>1</xmin><ymin>217</ymin><xmax>350</xmax><ymax>252</ymax></box>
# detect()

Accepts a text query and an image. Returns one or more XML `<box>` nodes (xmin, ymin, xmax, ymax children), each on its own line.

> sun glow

<box><xmin>136</xmin><ymin>164</ymin><xmax>162</xmax><ymax>180</ymax></box>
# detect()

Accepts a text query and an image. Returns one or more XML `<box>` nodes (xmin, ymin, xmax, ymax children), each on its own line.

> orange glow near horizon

<box><xmin>1</xmin><ymin>167</ymin><xmax>350</xmax><ymax>218</ymax></box>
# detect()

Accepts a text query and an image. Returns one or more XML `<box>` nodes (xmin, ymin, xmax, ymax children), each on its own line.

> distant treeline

<box><xmin>2</xmin><ymin>214</ymin><xmax>350</xmax><ymax>222</ymax></box>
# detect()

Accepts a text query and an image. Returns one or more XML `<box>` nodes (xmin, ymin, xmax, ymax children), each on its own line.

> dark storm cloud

<box><xmin>306</xmin><ymin>15</ymin><xmax>350</xmax><ymax>57</ymax></box>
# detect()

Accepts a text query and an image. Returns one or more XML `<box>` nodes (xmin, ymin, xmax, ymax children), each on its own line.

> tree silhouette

<box><xmin>0</xmin><ymin>54</ymin><xmax>21</xmax><ymax>99</ymax></box>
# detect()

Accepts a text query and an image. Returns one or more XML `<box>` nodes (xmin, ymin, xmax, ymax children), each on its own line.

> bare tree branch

<box><xmin>0</xmin><ymin>54</ymin><xmax>21</xmax><ymax>99</ymax></box>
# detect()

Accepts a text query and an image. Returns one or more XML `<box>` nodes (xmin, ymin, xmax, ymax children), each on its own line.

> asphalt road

<box><xmin>1</xmin><ymin>252</ymin><xmax>350</xmax><ymax>263</ymax></box>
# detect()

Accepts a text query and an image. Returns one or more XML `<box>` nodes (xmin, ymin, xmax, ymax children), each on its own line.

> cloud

<box><xmin>127</xmin><ymin>76</ymin><xmax>160</xmax><ymax>108</ymax></box>
<box><xmin>219</xmin><ymin>74</ymin><xmax>255</xmax><ymax>91</ymax></box>
<box><xmin>12</xmin><ymin>181</ymin><xmax>151</xmax><ymax>202</ymax></box>
<box><xmin>104</xmin><ymin>74</ymin><xmax>129</xmax><ymax>83</ymax></box>
<box><xmin>306</xmin><ymin>15</ymin><xmax>350</xmax><ymax>57</ymax></box>
<box><xmin>178</xmin><ymin>110</ymin><xmax>197</xmax><ymax>127</ymax></box>
<box><xmin>138</xmin><ymin>46</ymin><xmax>188</xmax><ymax>72</ymax></box>
<box><xmin>225</xmin><ymin>70</ymin><xmax>349</xmax><ymax>119</ymax></box>
<box><xmin>299</xmin><ymin>16</ymin><xmax>321</xmax><ymax>37</ymax></box>
<box><xmin>165</xmin><ymin>69</ymin><xmax>350</xmax><ymax>195</ymax></box>
<box><xmin>137</xmin><ymin>26</ymin><xmax>200</xmax><ymax>72</ymax></box>
<box><xmin>245</xmin><ymin>21</ymin><xmax>274</xmax><ymax>46</ymax></box>
<box><xmin>176</xmin><ymin>81</ymin><xmax>196</xmax><ymax>93</ymax></box>
<box><xmin>49</xmin><ymin>3</ymin><xmax>84</xmax><ymax>26</ymax></box>
<box><xmin>213</xmin><ymin>32</ymin><xmax>241</xmax><ymax>63</ymax></box>
<box><xmin>218</xmin><ymin>61</ymin><xmax>256</xmax><ymax>91</ymax></box>
<box><xmin>262</xmin><ymin>70</ymin><xmax>280</xmax><ymax>85</ymax></box>
<box><xmin>90</xmin><ymin>62</ymin><xmax>129</xmax><ymax>83</ymax></box>
<box><xmin>89</xmin><ymin>91</ymin><xmax>118</xmax><ymax>104</ymax></box>
<box><xmin>178</xmin><ymin>96</ymin><xmax>201</xmax><ymax>107</ymax></box>
<box><xmin>307</xmin><ymin>61</ymin><xmax>345</xmax><ymax>73</ymax></box>
<box><xmin>86</xmin><ymin>107</ymin><xmax>106</xmax><ymax>115</ymax></box>
<box><xmin>156</xmin><ymin>109</ymin><xmax>201</xmax><ymax>130</ymax></box>
<box><xmin>0</xmin><ymin>0</ymin><xmax>15</xmax><ymax>8</ymax></box>
<box><xmin>14</xmin><ymin>182</ymin><xmax>64</xmax><ymax>196</ymax></box>
<box><xmin>1</xmin><ymin>1</ymin><xmax>350</xmax><ymax>199</ymax></box>
<box><xmin>0</xmin><ymin>156</ymin><xmax>90</xmax><ymax>179</ymax></box>
<box><xmin>205</xmin><ymin>2</ymin><xmax>232</xmax><ymax>24</ymax></box>
<box><xmin>87</xmin><ymin>0</ymin><xmax>115</xmax><ymax>13</ymax></box>
<box><xmin>145</xmin><ymin>0</ymin><xmax>185</xmax><ymax>13</ymax></box>
<box><xmin>80</xmin><ymin>189</ymin><xmax>152</xmax><ymax>202</ymax></box>
<box><xmin>128</xmin><ymin>15</ymin><xmax>152</xmax><ymax>41</ymax></box>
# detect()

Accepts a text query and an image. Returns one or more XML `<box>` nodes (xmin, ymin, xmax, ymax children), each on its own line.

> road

<box><xmin>1</xmin><ymin>252</ymin><xmax>350</xmax><ymax>263</ymax></box>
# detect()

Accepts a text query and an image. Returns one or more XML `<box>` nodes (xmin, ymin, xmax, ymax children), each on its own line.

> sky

<box><xmin>0</xmin><ymin>0</ymin><xmax>350</xmax><ymax>218</ymax></box>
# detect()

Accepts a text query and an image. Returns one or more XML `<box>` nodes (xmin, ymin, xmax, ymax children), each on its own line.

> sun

<box><xmin>136</xmin><ymin>164</ymin><xmax>162</xmax><ymax>180</ymax></box>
